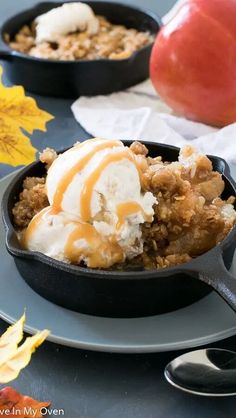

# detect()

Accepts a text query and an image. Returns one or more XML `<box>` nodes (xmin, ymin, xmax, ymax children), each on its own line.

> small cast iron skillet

<box><xmin>0</xmin><ymin>1</ymin><xmax>160</xmax><ymax>98</ymax></box>
<box><xmin>2</xmin><ymin>141</ymin><xmax>236</xmax><ymax>318</ymax></box>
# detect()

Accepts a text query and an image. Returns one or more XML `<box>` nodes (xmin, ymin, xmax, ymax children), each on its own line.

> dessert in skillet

<box><xmin>6</xmin><ymin>2</ymin><xmax>154</xmax><ymax>61</ymax></box>
<box><xmin>12</xmin><ymin>138</ymin><xmax>236</xmax><ymax>270</ymax></box>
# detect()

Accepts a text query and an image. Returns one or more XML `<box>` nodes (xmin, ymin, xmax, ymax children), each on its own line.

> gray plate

<box><xmin>1</xmin><ymin>171</ymin><xmax>236</xmax><ymax>353</ymax></box>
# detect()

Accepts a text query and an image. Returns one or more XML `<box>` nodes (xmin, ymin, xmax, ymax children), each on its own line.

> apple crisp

<box><xmin>12</xmin><ymin>142</ymin><xmax>236</xmax><ymax>269</ymax></box>
<box><xmin>6</xmin><ymin>16</ymin><xmax>153</xmax><ymax>61</ymax></box>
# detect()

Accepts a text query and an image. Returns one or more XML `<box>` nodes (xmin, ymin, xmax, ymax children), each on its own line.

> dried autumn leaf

<box><xmin>0</xmin><ymin>67</ymin><xmax>53</xmax><ymax>134</ymax></box>
<box><xmin>0</xmin><ymin>313</ymin><xmax>25</xmax><ymax>365</ymax></box>
<box><xmin>0</xmin><ymin>386</ymin><xmax>50</xmax><ymax>418</ymax></box>
<box><xmin>0</xmin><ymin>119</ymin><xmax>37</xmax><ymax>167</ymax></box>
<box><xmin>0</xmin><ymin>331</ymin><xmax>49</xmax><ymax>383</ymax></box>
<box><xmin>0</xmin><ymin>65</ymin><xmax>54</xmax><ymax>166</ymax></box>
<box><xmin>0</xmin><ymin>315</ymin><xmax>50</xmax><ymax>384</ymax></box>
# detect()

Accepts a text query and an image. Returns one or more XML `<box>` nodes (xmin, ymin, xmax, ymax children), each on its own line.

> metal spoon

<box><xmin>164</xmin><ymin>348</ymin><xmax>236</xmax><ymax>396</ymax></box>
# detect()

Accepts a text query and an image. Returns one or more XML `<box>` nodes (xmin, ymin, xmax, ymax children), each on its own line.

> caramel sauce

<box><xmin>116</xmin><ymin>202</ymin><xmax>144</xmax><ymax>230</ymax></box>
<box><xmin>22</xmin><ymin>206</ymin><xmax>52</xmax><ymax>248</ymax></box>
<box><xmin>80</xmin><ymin>150</ymin><xmax>140</xmax><ymax>222</ymax></box>
<box><xmin>52</xmin><ymin>140</ymin><xmax>120</xmax><ymax>213</ymax></box>
<box><xmin>23</xmin><ymin>206</ymin><xmax>123</xmax><ymax>268</ymax></box>
<box><xmin>64</xmin><ymin>222</ymin><xmax>123</xmax><ymax>268</ymax></box>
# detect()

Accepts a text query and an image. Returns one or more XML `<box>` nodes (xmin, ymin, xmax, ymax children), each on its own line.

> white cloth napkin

<box><xmin>71</xmin><ymin>1</ymin><xmax>236</xmax><ymax>164</ymax></box>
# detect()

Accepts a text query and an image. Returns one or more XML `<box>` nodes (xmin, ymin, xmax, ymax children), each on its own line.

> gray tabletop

<box><xmin>0</xmin><ymin>1</ymin><xmax>236</xmax><ymax>417</ymax></box>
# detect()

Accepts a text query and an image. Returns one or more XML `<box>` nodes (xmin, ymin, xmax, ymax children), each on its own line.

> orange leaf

<box><xmin>0</xmin><ymin>386</ymin><xmax>50</xmax><ymax>417</ymax></box>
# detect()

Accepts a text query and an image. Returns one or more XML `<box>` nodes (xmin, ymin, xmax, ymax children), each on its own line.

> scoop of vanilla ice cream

<box><xmin>46</xmin><ymin>139</ymin><xmax>156</xmax><ymax>256</ymax></box>
<box><xmin>25</xmin><ymin>207</ymin><xmax>124</xmax><ymax>268</ymax></box>
<box><xmin>35</xmin><ymin>2</ymin><xmax>99</xmax><ymax>44</ymax></box>
<box><xmin>25</xmin><ymin>208</ymin><xmax>79</xmax><ymax>262</ymax></box>
<box><xmin>25</xmin><ymin>138</ymin><xmax>156</xmax><ymax>266</ymax></box>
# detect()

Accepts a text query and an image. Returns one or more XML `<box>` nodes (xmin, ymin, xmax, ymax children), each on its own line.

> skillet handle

<box><xmin>0</xmin><ymin>33</ymin><xmax>12</xmax><ymax>60</ymax></box>
<box><xmin>185</xmin><ymin>250</ymin><xmax>236</xmax><ymax>312</ymax></box>
<box><xmin>0</xmin><ymin>49</ymin><xmax>12</xmax><ymax>60</ymax></box>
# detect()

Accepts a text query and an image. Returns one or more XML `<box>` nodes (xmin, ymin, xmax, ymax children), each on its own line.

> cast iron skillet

<box><xmin>0</xmin><ymin>1</ymin><xmax>160</xmax><ymax>98</ymax></box>
<box><xmin>2</xmin><ymin>141</ymin><xmax>236</xmax><ymax>318</ymax></box>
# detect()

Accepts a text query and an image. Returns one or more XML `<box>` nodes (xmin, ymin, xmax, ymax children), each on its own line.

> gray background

<box><xmin>0</xmin><ymin>0</ymin><xmax>175</xmax><ymax>20</ymax></box>
<box><xmin>0</xmin><ymin>1</ymin><xmax>236</xmax><ymax>417</ymax></box>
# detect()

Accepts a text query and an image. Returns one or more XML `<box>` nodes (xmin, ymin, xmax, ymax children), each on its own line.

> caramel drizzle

<box><xmin>64</xmin><ymin>222</ymin><xmax>96</xmax><ymax>264</ymax></box>
<box><xmin>80</xmin><ymin>150</ymin><xmax>142</xmax><ymax>222</ymax></box>
<box><xmin>52</xmin><ymin>140</ymin><xmax>121</xmax><ymax>213</ymax></box>
<box><xmin>64</xmin><ymin>222</ymin><xmax>123</xmax><ymax>268</ymax></box>
<box><xmin>22</xmin><ymin>206</ymin><xmax>51</xmax><ymax>248</ymax></box>
<box><xmin>116</xmin><ymin>201</ymin><xmax>144</xmax><ymax>230</ymax></box>
<box><xmin>23</xmin><ymin>206</ymin><xmax>123</xmax><ymax>268</ymax></box>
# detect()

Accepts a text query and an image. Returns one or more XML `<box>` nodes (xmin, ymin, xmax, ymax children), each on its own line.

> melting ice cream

<box><xmin>24</xmin><ymin>138</ymin><xmax>156</xmax><ymax>268</ymax></box>
<box><xmin>35</xmin><ymin>2</ymin><xmax>99</xmax><ymax>44</ymax></box>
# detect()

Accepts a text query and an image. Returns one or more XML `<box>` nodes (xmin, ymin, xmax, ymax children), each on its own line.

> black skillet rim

<box><xmin>2</xmin><ymin>141</ymin><xmax>236</xmax><ymax>280</ymax></box>
<box><xmin>0</xmin><ymin>0</ymin><xmax>161</xmax><ymax>64</ymax></box>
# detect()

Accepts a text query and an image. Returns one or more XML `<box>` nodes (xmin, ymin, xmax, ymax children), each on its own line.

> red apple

<box><xmin>150</xmin><ymin>0</ymin><xmax>236</xmax><ymax>127</ymax></box>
